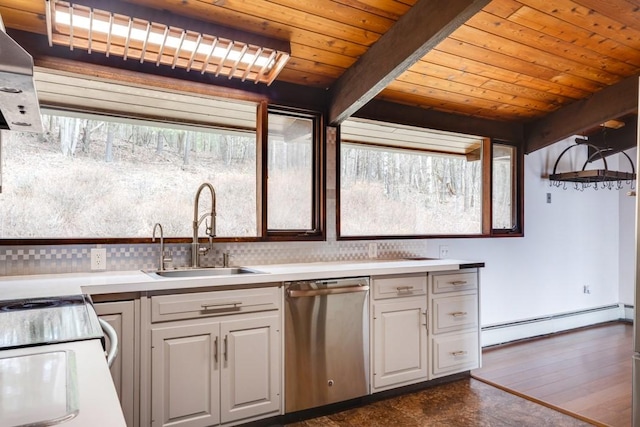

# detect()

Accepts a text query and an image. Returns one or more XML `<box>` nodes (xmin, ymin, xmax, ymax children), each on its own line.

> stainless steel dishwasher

<box><xmin>285</xmin><ymin>277</ymin><xmax>370</xmax><ymax>413</ymax></box>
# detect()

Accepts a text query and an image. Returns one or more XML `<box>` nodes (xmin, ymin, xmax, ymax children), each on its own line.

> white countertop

<box><xmin>0</xmin><ymin>340</ymin><xmax>126</xmax><ymax>427</ymax></box>
<box><xmin>0</xmin><ymin>258</ymin><xmax>482</xmax><ymax>300</ymax></box>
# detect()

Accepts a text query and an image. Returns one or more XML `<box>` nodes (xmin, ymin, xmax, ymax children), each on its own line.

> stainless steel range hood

<box><xmin>0</xmin><ymin>14</ymin><xmax>42</xmax><ymax>133</ymax></box>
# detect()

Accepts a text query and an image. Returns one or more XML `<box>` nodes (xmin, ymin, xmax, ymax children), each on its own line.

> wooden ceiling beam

<box><xmin>327</xmin><ymin>0</ymin><xmax>490</xmax><ymax>126</ymax></box>
<box><xmin>354</xmin><ymin>100</ymin><xmax>524</xmax><ymax>145</ymax></box>
<box><xmin>524</xmin><ymin>74</ymin><xmax>639</xmax><ymax>154</ymax></box>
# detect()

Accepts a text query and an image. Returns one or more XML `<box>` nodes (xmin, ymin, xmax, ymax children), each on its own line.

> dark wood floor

<box><xmin>284</xmin><ymin>377</ymin><xmax>591</xmax><ymax>426</ymax></box>
<box><xmin>472</xmin><ymin>322</ymin><xmax>633</xmax><ymax>427</ymax></box>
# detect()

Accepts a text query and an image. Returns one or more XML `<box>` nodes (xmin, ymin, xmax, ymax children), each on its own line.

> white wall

<box><xmin>427</xmin><ymin>138</ymin><xmax>634</xmax><ymax>327</ymax></box>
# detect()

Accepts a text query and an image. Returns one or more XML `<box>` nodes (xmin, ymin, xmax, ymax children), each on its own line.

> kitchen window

<box><xmin>338</xmin><ymin>119</ymin><xmax>522</xmax><ymax>238</ymax></box>
<box><xmin>0</xmin><ymin>111</ymin><xmax>258</xmax><ymax>239</ymax></box>
<box><xmin>492</xmin><ymin>143</ymin><xmax>520</xmax><ymax>232</ymax></box>
<box><xmin>0</xmin><ymin>104</ymin><xmax>323</xmax><ymax>242</ymax></box>
<box><xmin>265</xmin><ymin>108</ymin><xmax>323</xmax><ymax>238</ymax></box>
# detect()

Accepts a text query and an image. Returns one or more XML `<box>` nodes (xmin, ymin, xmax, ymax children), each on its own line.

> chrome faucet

<box><xmin>152</xmin><ymin>223</ymin><xmax>172</xmax><ymax>270</ymax></box>
<box><xmin>192</xmin><ymin>183</ymin><xmax>216</xmax><ymax>268</ymax></box>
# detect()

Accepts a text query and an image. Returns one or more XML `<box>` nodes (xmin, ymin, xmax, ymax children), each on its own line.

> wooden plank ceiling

<box><xmin>1</xmin><ymin>0</ymin><xmax>640</xmax><ymax>152</ymax></box>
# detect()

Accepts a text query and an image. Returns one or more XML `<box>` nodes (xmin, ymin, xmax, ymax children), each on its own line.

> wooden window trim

<box><xmin>264</xmin><ymin>106</ymin><xmax>325</xmax><ymax>240</ymax></box>
<box><xmin>336</xmin><ymin>134</ymin><xmax>524</xmax><ymax>240</ymax></box>
<box><xmin>490</xmin><ymin>140</ymin><xmax>524</xmax><ymax>237</ymax></box>
<box><xmin>0</xmin><ymin>103</ymin><xmax>325</xmax><ymax>246</ymax></box>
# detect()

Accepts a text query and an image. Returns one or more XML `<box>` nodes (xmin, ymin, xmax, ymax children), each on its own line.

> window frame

<box><xmin>261</xmin><ymin>104</ymin><xmax>325</xmax><ymax>241</ymax></box>
<box><xmin>490</xmin><ymin>140</ymin><xmax>524</xmax><ymax>236</ymax></box>
<box><xmin>336</xmin><ymin>127</ymin><xmax>523</xmax><ymax>240</ymax></box>
<box><xmin>0</xmin><ymin>102</ymin><xmax>325</xmax><ymax>245</ymax></box>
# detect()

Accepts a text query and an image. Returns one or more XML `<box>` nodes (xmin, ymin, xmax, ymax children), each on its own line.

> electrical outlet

<box><xmin>439</xmin><ymin>245</ymin><xmax>450</xmax><ymax>258</ymax></box>
<box><xmin>368</xmin><ymin>242</ymin><xmax>377</xmax><ymax>259</ymax></box>
<box><xmin>583</xmin><ymin>285</ymin><xmax>591</xmax><ymax>294</ymax></box>
<box><xmin>91</xmin><ymin>248</ymin><xmax>107</xmax><ymax>270</ymax></box>
<box><xmin>546</xmin><ymin>193</ymin><xmax>552</xmax><ymax>203</ymax></box>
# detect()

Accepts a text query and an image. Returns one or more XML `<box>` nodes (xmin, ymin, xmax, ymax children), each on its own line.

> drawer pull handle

<box><xmin>396</xmin><ymin>286</ymin><xmax>414</xmax><ymax>292</ymax></box>
<box><xmin>214</xmin><ymin>336</ymin><xmax>218</xmax><ymax>363</ymax></box>
<box><xmin>450</xmin><ymin>351</ymin><xmax>468</xmax><ymax>357</ymax></box>
<box><xmin>450</xmin><ymin>280</ymin><xmax>468</xmax><ymax>286</ymax></box>
<box><xmin>450</xmin><ymin>311</ymin><xmax>468</xmax><ymax>317</ymax></box>
<box><xmin>224</xmin><ymin>335</ymin><xmax>228</xmax><ymax>362</ymax></box>
<box><xmin>201</xmin><ymin>301</ymin><xmax>242</xmax><ymax>310</ymax></box>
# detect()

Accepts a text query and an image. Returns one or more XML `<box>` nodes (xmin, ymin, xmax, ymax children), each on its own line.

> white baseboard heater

<box><xmin>481</xmin><ymin>304</ymin><xmax>628</xmax><ymax>348</ymax></box>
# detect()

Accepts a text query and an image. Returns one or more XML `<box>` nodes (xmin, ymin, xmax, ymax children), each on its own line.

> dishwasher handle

<box><xmin>287</xmin><ymin>285</ymin><xmax>369</xmax><ymax>298</ymax></box>
<box><xmin>98</xmin><ymin>318</ymin><xmax>119</xmax><ymax>368</ymax></box>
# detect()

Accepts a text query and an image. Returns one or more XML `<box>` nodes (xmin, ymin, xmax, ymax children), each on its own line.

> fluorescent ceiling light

<box><xmin>45</xmin><ymin>0</ymin><xmax>290</xmax><ymax>85</ymax></box>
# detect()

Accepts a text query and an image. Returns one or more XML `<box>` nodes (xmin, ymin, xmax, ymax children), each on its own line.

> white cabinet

<box><xmin>428</xmin><ymin>269</ymin><xmax>480</xmax><ymax>379</ymax></box>
<box><xmin>432</xmin><ymin>331</ymin><xmax>479</xmax><ymax>376</ymax></box>
<box><xmin>148</xmin><ymin>287</ymin><xmax>281</xmax><ymax>427</ymax></box>
<box><xmin>94</xmin><ymin>300</ymin><xmax>138</xmax><ymax>427</ymax></box>
<box><xmin>151</xmin><ymin>322</ymin><xmax>219</xmax><ymax>427</ymax></box>
<box><xmin>220</xmin><ymin>316</ymin><xmax>280</xmax><ymax>424</ymax></box>
<box><xmin>371</xmin><ymin>274</ymin><xmax>428</xmax><ymax>392</ymax></box>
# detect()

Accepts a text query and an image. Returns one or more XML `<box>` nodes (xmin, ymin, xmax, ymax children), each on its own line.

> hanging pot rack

<box><xmin>549</xmin><ymin>141</ymin><xmax>636</xmax><ymax>190</ymax></box>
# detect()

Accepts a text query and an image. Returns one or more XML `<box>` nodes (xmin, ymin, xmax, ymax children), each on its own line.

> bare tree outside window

<box><xmin>267</xmin><ymin>113</ymin><xmax>314</xmax><ymax>230</ymax></box>
<box><xmin>340</xmin><ymin>143</ymin><xmax>482</xmax><ymax>236</ymax></box>
<box><xmin>492</xmin><ymin>144</ymin><xmax>516</xmax><ymax>230</ymax></box>
<box><xmin>0</xmin><ymin>113</ymin><xmax>257</xmax><ymax>238</ymax></box>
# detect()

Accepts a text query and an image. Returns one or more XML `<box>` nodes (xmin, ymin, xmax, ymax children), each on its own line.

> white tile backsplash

<box><xmin>0</xmin><ymin>240</ymin><xmax>430</xmax><ymax>276</ymax></box>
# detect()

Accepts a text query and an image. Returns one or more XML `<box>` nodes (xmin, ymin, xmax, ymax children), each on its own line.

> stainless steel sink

<box><xmin>144</xmin><ymin>267</ymin><xmax>264</xmax><ymax>279</ymax></box>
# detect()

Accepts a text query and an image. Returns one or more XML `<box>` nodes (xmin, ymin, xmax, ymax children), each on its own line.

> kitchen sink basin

<box><xmin>145</xmin><ymin>267</ymin><xmax>264</xmax><ymax>279</ymax></box>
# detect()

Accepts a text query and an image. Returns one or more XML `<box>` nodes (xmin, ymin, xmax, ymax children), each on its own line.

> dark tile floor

<box><xmin>284</xmin><ymin>378</ymin><xmax>593</xmax><ymax>426</ymax></box>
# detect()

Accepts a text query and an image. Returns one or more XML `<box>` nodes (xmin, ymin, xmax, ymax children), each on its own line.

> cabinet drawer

<box><xmin>432</xmin><ymin>294</ymin><xmax>478</xmax><ymax>334</ymax></box>
<box><xmin>432</xmin><ymin>331</ymin><xmax>479</xmax><ymax>376</ymax></box>
<box><xmin>431</xmin><ymin>271</ymin><xmax>477</xmax><ymax>294</ymax></box>
<box><xmin>151</xmin><ymin>286</ymin><xmax>280</xmax><ymax>323</ymax></box>
<box><xmin>372</xmin><ymin>274</ymin><xmax>427</xmax><ymax>300</ymax></box>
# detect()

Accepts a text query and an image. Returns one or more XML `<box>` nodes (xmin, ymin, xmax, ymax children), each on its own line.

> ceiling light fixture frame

<box><xmin>44</xmin><ymin>0</ymin><xmax>291</xmax><ymax>86</ymax></box>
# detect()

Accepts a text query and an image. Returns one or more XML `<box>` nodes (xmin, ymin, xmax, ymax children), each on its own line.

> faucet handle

<box><xmin>205</xmin><ymin>218</ymin><xmax>212</xmax><ymax>235</ymax></box>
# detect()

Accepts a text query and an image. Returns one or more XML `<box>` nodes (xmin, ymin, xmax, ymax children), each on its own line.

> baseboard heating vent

<box><xmin>481</xmin><ymin>304</ymin><xmax>624</xmax><ymax>348</ymax></box>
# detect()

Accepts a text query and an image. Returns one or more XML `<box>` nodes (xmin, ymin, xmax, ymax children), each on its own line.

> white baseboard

<box><xmin>481</xmin><ymin>304</ymin><xmax>627</xmax><ymax>348</ymax></box>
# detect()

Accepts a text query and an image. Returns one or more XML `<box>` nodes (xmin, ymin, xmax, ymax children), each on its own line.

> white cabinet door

<box><xmin>220</xmin><ymin>315</ymin><xmax>280</xmax><ymax>424</ymax></box>
<box><xmin>151</xmin><ymin>323</ymin><xmax>220</xmax><ymax>427</ymax></box>
<box><xmin>432</xmin><ymin>293</ymin><xmax>478</xmax><ymax>334</ymax></box>
<box><xmin>372</xmin><ymin>299</ymin><xmax>427</xmax><ymax>390</ymax></box>
<box><xmin>432</xmin><ymin>331</ymin><xmax>479</xmax><ymax>377</ymax></box>
<box><xmin>95</xmin><ymin>300</ymin><xmax>137</xmax><ymax>427</ymax></box>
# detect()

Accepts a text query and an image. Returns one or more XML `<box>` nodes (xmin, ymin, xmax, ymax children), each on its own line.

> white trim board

<box><xmin>481</xmin><ymin>304</ymin><xmax>627</xmax><ymax>348</ymax></box>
